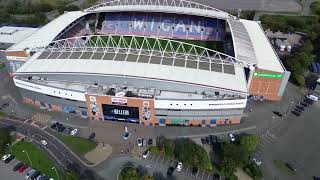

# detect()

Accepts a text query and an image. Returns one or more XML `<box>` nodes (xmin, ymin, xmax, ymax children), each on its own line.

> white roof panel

<box><xmin>0</xmin><ymin>26</ymin><xmax>39</xmax><ymax>45</ymax></box>
<box><xmin>17</xmin><ymin>54</ymin><xmax>248</xmax><ymax>93</ymax></box>
<box><xmin>8</xmin><ymin>11</ymin><xmax>87</xmax><ymax>51</ymax></box>
<box><xmin>240</xmin><ymin>19</ymin><xmax>284</xmax><ymax>72</ymax></box>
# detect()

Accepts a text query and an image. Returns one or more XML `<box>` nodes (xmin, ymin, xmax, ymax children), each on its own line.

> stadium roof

<box><xmin>8</xmin><ymin>11</ymin><xmax>87</xmax><ymax>52</ymax></box>
<box><xmin>228</xmin><ymin>19</ymin><xmax>285</xmax><ymax>73</ymax></box>
<box><xmin>0</xmin><ymin>26</ymin><xmax>39</xmax><ymax>46</ymax></box>
<box><xmin>16</xmin><ymin>51</ymin><xmax>248</xmax><ymax>93</ymax></box>
<box><xmin>85</xmin><ymin>0</ymin><xmax>234</xmax><ymax>20</ymax></box>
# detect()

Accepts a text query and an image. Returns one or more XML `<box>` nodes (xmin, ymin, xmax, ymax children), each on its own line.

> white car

<box><xmin>122</xmin><ymin>132</ymin><xmax>131</xmax><ymax>140</ymax></box>
<box><xmin>250</xmin><ymin>156</ymin><xmax>262</xmax><ymax>166</ymax></box>
<box><xmin>137</xmin><ymin>138</ymin><xmax>142</xmax><ymax>147</ymax></box>
<box><xmin>70</xmin><ymin>128</ymin><xmax>78</xmax><ymax>136</ymax></box>
<box><xmin>228</xmin><ymin>133</ymin><xmax>236</xmax><ymax>142</ymax></box>
<box><xmin>306</xmin><ymin>94</ymin><xmax>319</xmax><ymax>101</ymax></box>
<box><xmin>41</xmin><ymin>140</ymin><xmax>47</xmax><ymax>146</ymax></box>
<box><xmin>2</xmin><ymin>154</ymin><xmax>11</xmax><ymax>161</ymax></box>
<box><xmin>142</xmin><ymin>150</ymin><xmax>150</xmax><ymax>158</ymax></box>
<box><xmin>176</xmin><ymin>162</ymin><xmax>183</xmax><ymax>171</ymax></box>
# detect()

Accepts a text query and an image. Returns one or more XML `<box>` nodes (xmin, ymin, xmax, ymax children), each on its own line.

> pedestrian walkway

<box><xmin>84</xmin><ymin>143</ymin><xmax>112</xmax><ymax>165</ymax></box>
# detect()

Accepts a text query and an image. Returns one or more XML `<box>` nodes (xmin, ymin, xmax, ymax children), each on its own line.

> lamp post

<box><xmin>6</xmin><ymin>143</ymin><xmax>12</xmax><ymax>153</ymax></box>
<box><xmin>22</xmin><ymin>150</ymin><xmax>32</xmax><ymax>166</ymax></box>
<box><xmin>52</xmin><ymin>166</ymin><xmax>60</xmax><ymax>180</ymax></box>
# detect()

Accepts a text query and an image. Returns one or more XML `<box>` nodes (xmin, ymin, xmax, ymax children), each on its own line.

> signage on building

<box><xmin>111</xmin><ymin>98</ymin><xmax>127</xmax><ymax>105</ymax></box>
<box><xmin>253</xmin><ymin>72</ymin><xmax>283</xmax><ymax>78</ymax></box>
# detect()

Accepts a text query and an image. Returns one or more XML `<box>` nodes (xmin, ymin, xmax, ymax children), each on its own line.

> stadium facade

<box><xmin>4</xmin><ymin>0</ymin><xmax>290</xmax><ymax>127</ymax></box>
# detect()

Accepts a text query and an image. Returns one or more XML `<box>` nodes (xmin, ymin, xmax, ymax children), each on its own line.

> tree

<box><xmin>174</xmin><ymin>138</ymin><xmax>213</xmax><ymax>170</ymax></box>
<box><xmin>0</xmin><ymin>128</ymin><xmax>11</xmax><ymax>155</ymax></box>
<box><xmin>294</xmin><ymin>74</ymin><xmax>305</xmax><ymax>86</ymax></box>
<box><xmin>239</xmin><ymin>135</ymin><xmax>260</xmax><ymax>153</ymax></box>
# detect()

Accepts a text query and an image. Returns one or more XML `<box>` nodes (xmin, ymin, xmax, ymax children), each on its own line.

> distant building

<box><xmin>0</xmin><ymin>26</ymin><xmax>39</xmax><ymax>50</ymax></box>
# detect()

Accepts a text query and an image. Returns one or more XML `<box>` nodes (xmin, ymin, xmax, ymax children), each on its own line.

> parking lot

<box><xmin>144</xmin><ymin>152</ymin><xmax>216</xmax><ymax>180</ymax></box>
<box><xmin>0</xmin><ymin>157</ymin><xmax>31</xmax><ymax>180</ymax></box>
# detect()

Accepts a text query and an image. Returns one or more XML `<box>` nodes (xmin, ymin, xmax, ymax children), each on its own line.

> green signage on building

<box><xmin>253</xmin><ymin>72</ymin><xmax>283</xmax><ymax>78</ymax></box>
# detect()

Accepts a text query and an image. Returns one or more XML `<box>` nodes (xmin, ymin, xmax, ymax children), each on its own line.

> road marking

<box><xmin>150</xmin><ymin>154</ymin><xmax>155</xmax><ymax>161</ymax></box>
<box><xmin>206</xmin><ymin>173</ymin><xmax>210</xmax><ymax>180</ymax></box>
<box><xmin>160</xmin><ymin>157</ymin><xmax>165</xmax><ymax>165</ymax></box>
<box><xmin>41</xmin><ymin>126</ymin><xmax>47</xmax><ymax>130</ymax></box>
<box><xmin>155</xmin><ymin>155</ymin><xmax>160</xmax><ymax>163</ymax></box>
<box><xmin>164</xmin><ymin>159</ymin><xmax>169</xmax><ymax>167</ymax></box>
<box><xmin>195</xmin><ymin>169</ymin><xmax>199</xmax><ymax>178</ymax></box>
<box><xmin>185</xmin><ymin>166</ymin><xmax>189</xmax><ymax>174</ymax></box>
<box><xmin>200</xmin><ymin>171</ymin><xmax>205</xmax><ymax>180</ymax></box>
<box><xmin>171</xmin><ymin>161</ymin><xmax>175</xmax><ymax>167</ymax></box>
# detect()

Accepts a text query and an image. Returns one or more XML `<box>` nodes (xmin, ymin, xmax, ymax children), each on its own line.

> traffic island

<box><xmin>274</xmin><ymin>160</ymin><xmax>296</xmax><ymax>176</ymax></box>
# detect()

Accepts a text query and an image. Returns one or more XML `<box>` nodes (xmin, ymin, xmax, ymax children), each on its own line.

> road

<box><xmin>0</xmin><ymin>116</ymin><xmax>103</xmax><ymax>180</ymax></box>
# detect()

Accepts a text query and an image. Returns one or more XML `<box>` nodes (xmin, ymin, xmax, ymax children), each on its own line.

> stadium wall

<box><xmin>249</xmin><ymin>68</ymin><xmax>289</xmax><ymax>101</ymax></box>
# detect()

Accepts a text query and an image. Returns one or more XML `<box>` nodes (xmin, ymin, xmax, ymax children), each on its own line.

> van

<box><xmin>306</xmin><ymin>94</ymin><xmax>319</xmax><ymax>101</ymax></box>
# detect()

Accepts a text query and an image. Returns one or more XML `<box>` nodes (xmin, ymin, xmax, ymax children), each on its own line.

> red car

<box><xmin>18</xmin><ymin>164</ymin><xmax>29</xmax><ymax>173</ymax></box>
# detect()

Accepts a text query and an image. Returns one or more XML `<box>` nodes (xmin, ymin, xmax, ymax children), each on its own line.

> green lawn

<box><xmin>11</xmin><ymin>141</ymin><xmax>63</xmax><ymax>179</ymax></box>
<box><xmin>274</xmin><ymin>160</ymin><xmax>296</xmax><ymax>176</ymax></box>
<box><xmin>55</xmin><ymin>133</ymin><xmax>97</xmax><ymax>156</ymax></box>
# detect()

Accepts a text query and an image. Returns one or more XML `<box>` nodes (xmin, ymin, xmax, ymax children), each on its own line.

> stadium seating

<box><xmin>99</xmin><ymin>12</ymin><xmax>225</xmax><ymax>41</ymax></box>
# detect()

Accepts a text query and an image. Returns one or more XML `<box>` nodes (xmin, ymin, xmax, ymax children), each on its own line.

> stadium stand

<box><xmin>98</xmin><ymin>12</ymin><xmax>225</xmax><ymax>41</ymax></box>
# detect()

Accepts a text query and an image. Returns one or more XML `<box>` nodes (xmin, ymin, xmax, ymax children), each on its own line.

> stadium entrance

<box><xmin>102</xmin><ymin>104</ymin><xmax>139</xmax><ymax>123</ymax></box>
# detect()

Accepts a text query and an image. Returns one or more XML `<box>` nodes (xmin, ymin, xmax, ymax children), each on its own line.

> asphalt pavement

<box><xmin>0</xmin><ymin>159</ymin><xmax>29</xmax><ymax>180</ymax></box>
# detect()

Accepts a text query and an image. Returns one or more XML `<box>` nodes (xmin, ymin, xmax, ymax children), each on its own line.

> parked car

<box><xmin>201</xmin><ymin>138</ymin><xmax>207</xmax><ymax>145</ymax></box>
<box><xmin>148</xmin><ymin>139</ymin><xmax>153</xmax><ymax>146</ymax></box>
<box><xmin>249</xmin><ymin>156</ymin><xmax>262</xmax><ymax>166</ymax></box>
<box><xmin>191</xmin><ymin>167</ymin><xmax>198</xmax><ymax>175</ymax></box>
<box><xmin>89</xmin><ymin>132</ymin><xmax>96</xmax><ymax>140</ymax></box>
<box><xmin>30</xmin><ymin>171</ymin><xmax>41</xmax><ymax>180</ymax></box>
<box><xmin>142</xmin><ymin>150</ymin><xmax>150</xmax><ymax>158</ymax></box>
<box><xmin>205</xmin><ymin>136</ymin><xmax>212</xmax><ymax>145</ymax></box>
<box><xmin>291</xmin><ymin>110</ymin><xmax>301</xmax><ymax>116</ymax></box>
<box><xmin>228</xmin><ymin>133</ymin><xmax>236</xmax><ymax>142</ymax></box>
<box><xmin>299</xmin><ymin>101</ymin><xmax>309</xmax><ymax>107</ymax></box>
<box><xmin>137</xmin><ymin>138</ymin><xmax>142</xmax><ymax>147</ymax></box>
<box><xmin>38</xmin><ymin>176</ymin><xmax>50</xmax><ymax>180</ymax></box>
<box><xmin>2</xmin><ymin>154</ymin><xmax>11</xmax><ymax>161</ymax></box>
<box><xmin>13</xmin><ymin>162</ymin><xmax>24</xmax><ymax>171</ymax></box>
<box><xmin>18</xmin><ymin>164</ymin><xmax>29</xmax><ymax>173</ymax></box>
<box><xmin>70</xmin><ymin>128</ymin><xmax>78</xmax><ymax>136</ymax></box>
<box><xmin>296</xmin><ymin>105</ymin><xmax>305</xmax><ymax>112</ymax></box>
<box><xmin>304</xmin><ymin>98</ymin><xmax>314</xmax><ymax>105</ymax></box>
<box><xmin>212</xmin><ymin>174</ymin><xmax>221</xmax><ymax>180</ymax></box>
<box><xmin>273</xmin><ymin>111</ymin><xmax>283</xmax><ymax>117</ymax></box>
<box><xmin>285</xmin><ymin>162</ymin><xmax>297</xmax><ymax>172</ymax></box>
<box><xmin>210</xmin><ymin>135</ymin><xmax>218</xmax><ymax>144</ymax></box>
<box><xmin>122</xmin><ymin>132</ymin><xmax>131</xmax><ymax>140</ymax></box>
<box><xmin>36</xmin><ymin>175</ymin><xmax>44</xmax><ymax>180</ymax></box>
<box><xmin>294</xmin><ymin>108</ymin><xmax>303</xmax><ymax>113</ymax></box>
<box><xmin>142</xmin><ymin>138</ymin><xmax>147</xmax><ymax>147</ymax></box>
<box><xmin>306</xmin><ymin>94</ymin><xmax>319</xmax><ymax>101</ymax></box>
<box><xmin>4</xmin><ymin>155</ymin><xmax>15</xmax><ymax>163</ymax></box>
<box><xmin>167</xmin><ymin>166</ymin><xmax>174</xmax><ymax>176</ymax></box>
<box><xmin>25</xmin><ymin>169</ymin><xmax>36</xmax><ymax>179</ymax></box>
<box><xmin>0</xmin><ymin>102</ymin><xmax>9</xmax><ymax>110</ymax></box>
<box><xmin>176</xmin><ymin>162</ymin><xmax>183</xmax><ymax>171</ymax></box>
<box><xmin>40</xmin><ymin>140</ymin><xmax>47</xmax><ymax>146</ymax></box>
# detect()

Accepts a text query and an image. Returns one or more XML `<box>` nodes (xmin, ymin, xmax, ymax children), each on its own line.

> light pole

<box><xmin>22</xmin><ymin>150</ymin><xmax>32</xmax><ymax>166</ymax></box>
<box><xmin>52</xmin><ymin>166</ymin><xmax>60</xmax><ymax>180</ymax></box>
<box><xmin>6</xmin><ymin>143</ymin><xmax>12</xmax><ymax>153</ymax></box>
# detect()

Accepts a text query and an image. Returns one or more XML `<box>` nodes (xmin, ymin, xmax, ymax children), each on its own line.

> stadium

<box><xmin>4</xmin><ymin>0</ymin><xmax>290</xmax><ymax>127</ymax></box>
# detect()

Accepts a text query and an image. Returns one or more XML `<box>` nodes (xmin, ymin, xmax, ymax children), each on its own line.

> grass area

<box><xmin>11</xmin><ymin>141</ymin><xmax>63</xmax><ymax>179</ymax></box>
<box><xmin>274</xmin><ymin>160</ymin><xmax>296</xmax><ymax>176</ymax></box>
<box><xmin>55</xmin><ymin>133</ymin><xmax>97</xmax><ymax>156</ymax></box>
<box><xmin>0</xmin><ymin>111</ymin><xmax>6</xmax><ymax>117</ymax></box>
<box><xmin>89</xmin><ymin>35</ymin><xmax>224</xmax><ymax>54</ymax></box>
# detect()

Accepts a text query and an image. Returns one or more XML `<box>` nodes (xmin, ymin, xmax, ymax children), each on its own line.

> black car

<box><xmin>205</xmin><ymin>136</ymin><xmax>212</xmax><ymax>145</ymax></box>
<box><xmin>0</xmin><ymin>102</ymin><xmax>9</xmax><ymax>110</ymax></box>
<box><xmin>304</xmin><ymin>98</ymin><xmax>314</xmax><ymax>105</ymax></box>
<box><xmin>201</xmin><ymin>138</ymin><xmax>207</xmax><ymax>145</ymax></box>
<box><xmin>299</xmin><ymin>102</ymin><xmax>309</xmax><ymax>107</ymax></box>
<box><xmin>191</xmin><ymin>167</ymin><xmax>198</xmax><ymax>175</ymax></box>
<box><xmin>51</xmin><ymin>123</ymin><xmax>57</xmax><ymax>129</ymax></box>
<box><xmin>4</xmin><ymin>155</ymin><xmax>15</xmax><ymax>163</ymax></box>
<box><xmin>296</xmin><ymin>105</ymin><xmax>305</xmax><ymax>111</ymax></box>
<box><xmin>291</xmin><ymin>111</ymin><xmax>301</xmax><ymax>116</ymax></box>
<box><xmin>148</xmin><ymin>139</ymin><xmax>153</xmax><ymax>146</ymax></box>
<box><xmin>39</xmin><ymin>176</ymin><xmax>50</xmax><ymax>180</ymax></box>
<box><xmin>167</xmin><ymin>166</ymin><xmax>174</xmax><ymax>176</ymax></box>
<box><xmin>210</xmin><ymin>135</ymin><xmax>218</xmax><ymax>144</ymax></box>
<box><xmin>285</xmin><ymin>163</ymin><xmax>296</xmax><ymax>172</ymax></box>
<box><xmin>294</xmin><ymin>108</ymin><xmax>303</xmax><ymax>113</ymax></box>
<box><xmin>13</xmin><ymin>162</ymin><xmax>24</xmax><ymax>171</ymax></box>
<box><xmin>273</xmin><ymin>111</ymin><xmax>283</xmax><ymax>117</ymax></box>
<box><xmin>89</xmin><ymin>132</ymin><xmax>96</xmax><ymax>140</ymax></box>
<box><xmin>30</xmin><ymin>171</ymin><xmax>41</xmax><ymax>180</ymax></box>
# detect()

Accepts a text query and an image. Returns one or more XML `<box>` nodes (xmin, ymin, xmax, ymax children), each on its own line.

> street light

<box><xmin>52</xmin><ymin>166</ymin><xmax>60</xmax><ymax>180</ymax></box>
<box><xmin>22</xmin><ymin>150</ymin><xmax>32</xmax><ymax>166</ymax></box>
